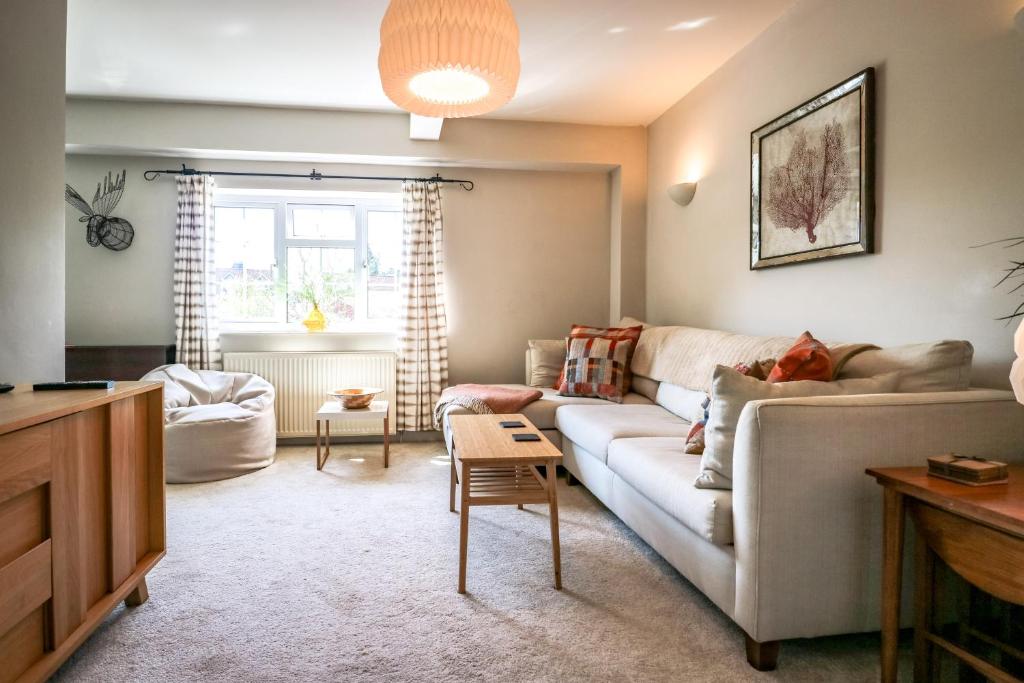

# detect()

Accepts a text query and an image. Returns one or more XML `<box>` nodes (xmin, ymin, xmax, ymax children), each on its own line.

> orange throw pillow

<box><xmin>767</xmin><ymin>331</ymin><xmax>833</xmax><ymax>383</ymax></box>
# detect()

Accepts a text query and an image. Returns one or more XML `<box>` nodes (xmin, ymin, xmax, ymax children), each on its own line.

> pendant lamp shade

<box><xmin>378</xmin><ymin>0</ymin><xmax>520</xmax><ymax>118</ymax></box>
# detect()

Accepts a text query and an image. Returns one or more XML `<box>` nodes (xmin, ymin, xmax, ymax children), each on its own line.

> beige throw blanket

<box><xmin>620</xmin><ymin>317</ymin><xmax>878</xmax><ymax>393</ymax></box>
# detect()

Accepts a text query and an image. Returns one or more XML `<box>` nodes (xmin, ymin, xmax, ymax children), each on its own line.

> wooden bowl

<box><xmin>328</xmin><ymin>387</ymin><xmax>382</xmax><ymax>410</ymax></box>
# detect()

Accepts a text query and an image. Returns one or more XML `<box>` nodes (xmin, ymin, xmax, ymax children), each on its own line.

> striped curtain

<box><xmin>173</xmin><ymin>175</ymin><xmax>221</xmax><ymax>370</ymax></box>
<box><xmin>397</xmin><ymin>180</ymin><xmax>449</xmax><ymax>431</ymax></box>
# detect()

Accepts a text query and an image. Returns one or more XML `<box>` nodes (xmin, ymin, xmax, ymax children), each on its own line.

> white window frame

<box><xmin>213</xmin><ymin>189</ymin><xmax>402</xmax><ymax>332</ymax></box>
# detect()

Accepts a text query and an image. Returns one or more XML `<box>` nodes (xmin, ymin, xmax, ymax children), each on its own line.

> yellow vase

<box><xmin>302</xmin><ymin>303</ymin><xmax>327</xmax><ymax>332</ymax></box>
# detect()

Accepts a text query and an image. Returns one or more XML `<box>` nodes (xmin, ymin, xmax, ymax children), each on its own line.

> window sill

<box><xmin>220</xmin><ymin>323</ymin><xmax>398</xmax><ymax>336</ymax></box>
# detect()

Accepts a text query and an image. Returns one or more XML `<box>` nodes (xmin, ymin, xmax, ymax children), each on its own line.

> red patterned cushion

<box><xmin>768</xmin><ymin>331</ymin><xmax>833</xmax><ymax>383</ymax></box>
<box><xmin>554</xmin><ymin>324</ymin><xmax>643</xmax><ymax>391</ymax></box>
<box><xmin>557</xmin><ymin>337</ymin><xmax>634</xmax><ymax>403</ymax></box>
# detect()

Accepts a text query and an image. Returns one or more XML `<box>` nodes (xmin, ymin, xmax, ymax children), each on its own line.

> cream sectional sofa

<box><xmin>440</xmin><ymin>323</ymin><xmax>1024</xmax><ymax>670</ymax></box>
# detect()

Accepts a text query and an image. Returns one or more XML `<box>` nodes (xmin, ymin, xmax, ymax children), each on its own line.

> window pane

<box><xmin>287</xmin><ymin>247</ymin><xmax>356</xmax><ymax>323</ymax></box>
<box><xmin>366</xmin><ymin>210</ymin><xmax>402</xmax><ymax>320</ymax></box>
<box><xmin>290</xmin><ymin>205</ymin><xmax>355</xmax><ymax>240</ymax></box>
<box><xmin>213</xmin><ymin>206</ymin><xmax>278</xmax><ymax>322</ymax></box>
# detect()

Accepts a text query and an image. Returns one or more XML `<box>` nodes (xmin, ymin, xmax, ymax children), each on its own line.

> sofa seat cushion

<box><xmin>555</xmin><ymin>404</ymin><xmax>691</xmax><ymax>463</ymax></box>
<box><xmin>607</xmin><ymin>438</ymin><xmax>733</xmax><ymax>545</ymax></box>
<box><xmin>438</xmin><ymin>387</ymin><xmax>647</xmax><ymax>436</ymax></box>
<box><xmin>492</xmin><ymin>385</ymin><xmax>652</xmax><ymax>431</ymax></box>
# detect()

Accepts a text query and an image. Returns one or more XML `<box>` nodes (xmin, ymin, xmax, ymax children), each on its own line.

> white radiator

<box><xmin>223</xmin><ymin>352</ymin><xmax>397</xmax><ymax>438</ymax></box>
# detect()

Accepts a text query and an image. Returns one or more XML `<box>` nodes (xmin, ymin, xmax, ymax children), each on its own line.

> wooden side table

<box><xmin>316</xmin><ymin>399</ymin><xmax>390</xmax><ymax>470</ymax></box>
<box><xmin>448</xmin><ymin>413</ymin><xmax>563</xmax><ymax>594</ymax></box>
<box><xmin>867</xmin><ymin>466</ymin><xmax>1024</xmax><ymax>683</ymax></box>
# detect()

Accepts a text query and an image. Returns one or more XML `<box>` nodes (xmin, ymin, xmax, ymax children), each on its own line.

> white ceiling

<box><xmin>66</xmin><ymin>0</ymin><xmax>796</xmax><ymax>127</ymax></box>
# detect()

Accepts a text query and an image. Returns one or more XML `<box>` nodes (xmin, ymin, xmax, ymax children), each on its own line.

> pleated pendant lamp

<box><xmin>378</xmin><ymin>0</ymin><xmax>520</xmax><ymax>118</ymax></box>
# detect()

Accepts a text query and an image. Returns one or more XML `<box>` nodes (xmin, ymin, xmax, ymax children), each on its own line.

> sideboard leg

<box><xmin>125</xmin><ymin>578</ymin><xmax>149</xmax><ymax>607</ymax></box>
<box><xmin>744</xmin><ymin>634</ymin><xmax>780</xmax><ymax>671</ymax></box>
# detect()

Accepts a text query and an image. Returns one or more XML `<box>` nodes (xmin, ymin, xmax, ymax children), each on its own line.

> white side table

<box><xmin>315</xmin><ymin>399</ymin><xmax>391</xmax><ymax>470</ymax></box>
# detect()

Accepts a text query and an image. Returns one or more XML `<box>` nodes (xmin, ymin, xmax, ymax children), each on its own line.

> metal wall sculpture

<box><xmin>65</xmin><ymin>170</ymin><xmax>135</xmax><ymax>251</ymax></box>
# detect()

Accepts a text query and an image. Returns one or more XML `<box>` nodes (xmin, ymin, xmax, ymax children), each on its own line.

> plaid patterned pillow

<box><xmin>554</xmin><ymin>324</ymin><xmax>644</xmax><ymax>391</ymax></box>
<box><xmin>558</xmin><ymin>337</ymin><xmax>634</xmax><ymax>403</ymax></box>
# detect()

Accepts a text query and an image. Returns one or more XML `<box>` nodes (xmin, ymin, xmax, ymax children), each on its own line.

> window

<box><xmin>212</xmin><ymin>191</ymin><xmax>402</xmax><ymax>329</ymax></box>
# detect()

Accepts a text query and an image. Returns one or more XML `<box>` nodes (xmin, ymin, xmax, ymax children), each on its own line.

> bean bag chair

<box><xmin>142</xmin><ymin>364</ymin><xmax>277</xmax><ymax>483</ymax></box>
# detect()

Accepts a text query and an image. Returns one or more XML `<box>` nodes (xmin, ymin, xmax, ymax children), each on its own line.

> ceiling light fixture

<box><xmin>378</xmin><ymin>0</ymin><xmax>521</xmax><ymax>119</ymax></box>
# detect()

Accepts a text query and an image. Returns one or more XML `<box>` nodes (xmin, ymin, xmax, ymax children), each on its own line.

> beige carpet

<box><xmin>53</xmin><ymin>443</ymin><xmax>906</xmax><ymax>682</ymax></box>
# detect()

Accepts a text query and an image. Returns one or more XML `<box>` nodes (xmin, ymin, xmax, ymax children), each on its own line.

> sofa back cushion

<box><xmin>838</xmin><ymin>340</ymin><xmax>973</xmax><ymax>392</ymax></box>
<box><xmin>631</xmin><ymin>375</ymin><xmax>661</xmax><ymax>401</ymax></box>
<box><xmin>655</xmin><ymin>382</ymin><xmax>708</xmax><ymax>423</ymax></box>
<box><xmin>526</xmin><ymin>339</ymin><xmax>567</xmax><ymax>388</ymax></box>
<box><xmin>696</xmin><ymin>365</ymin><xmax>900</xmax><ymax>490</ymax></box>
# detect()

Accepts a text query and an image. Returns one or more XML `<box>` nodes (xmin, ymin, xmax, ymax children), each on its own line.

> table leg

<box><xmin>458</xmin><ymin>461</ymin><xmax>471</xmax><ymax>593</ymax></box>
<box><xmin>516</xmin><ymin>465</ymin><xmax>523</xmax><ymax>510</ymax></box>
<box><xmin>913</xmin><ymin>525</ymin><xmax>935</xmax><ymax>682</ymax></box>
<box><xmin>316</xmin><ymin>419</ymin><xmax>323</xmax><ymax>470</ymax></box>
<box><xmin>449</xmin><ymin>455</ymin><xmax>457</xmax><ymax>513</ymax></box>
<box><xmin>383</xmin><ymin>414</ymin><xmax>390</xmax><ymax>468</ymax></box>
<box><xmin>547</xmin><ymin>458</ymin><xmax>562</xmax><ymax>590</ymax></box>
<box><xmin>881</xmin><ymin>488</ymin><xmax>905</xmax><ymax>683</ymax></box>
<box><xmin>325</xmin><ymin>420</ymin><xmax>330</xmax><ymax>459</ymax></box>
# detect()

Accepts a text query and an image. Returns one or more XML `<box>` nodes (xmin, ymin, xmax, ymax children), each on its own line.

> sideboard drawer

<box><xmin>0</xmin><ymin>423</ymin><xmax>52</xmax><ymax>507</ymax></box>
<box><xmin>0</xmin><ymin>540</ymin><xmax>52</xmax><ymax>683</ymax></box>
<box><xmin>0</xmin><ymin>485</ymin><xmax>48</xmax><ymax>570</ymax></box>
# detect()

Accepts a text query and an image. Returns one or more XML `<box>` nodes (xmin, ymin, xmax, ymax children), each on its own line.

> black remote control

<box><xmin>512</xmin><ymin>433</ymin><xmax>541</xmax><ymax>442</ymax></box>
<box><xmin>33</xmin><ymin>381</ymin><xmax>114</xmax><ymax>391</ymax></box>
<box><xmin>499</xmin><ymin>420</ymin><xmax>525</xmax><ymax>428</ymax></box>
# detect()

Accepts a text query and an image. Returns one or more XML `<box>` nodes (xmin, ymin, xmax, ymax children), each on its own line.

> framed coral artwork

<box><xmin>750</xmin><ymin>67</ymin><xmax>875</xmax><ymax>269</ymax></box>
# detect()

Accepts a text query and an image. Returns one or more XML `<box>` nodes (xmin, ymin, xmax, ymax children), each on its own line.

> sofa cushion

<box><xmin>838</xmin><ymin>340</ymin><xmax>974</xmax><ymax>392</ymax></box>
<box><xmin>607</xmin><ymin>438</ymin><xmax>733</xmax><ymax>545</ymax></box>
<box><xmin>555</xmin><ymin>404</ymin><xmax>691</xmax><ymax>463</ymax></box>
<box><xmin>519</xmin><ymin>386</ymin><xmax>652</xmax><ymax>430</ymax></box>
<box><xmin>631</xmin><ymin>375</ymin><xmax>660</xmax><ymax>401</ymax></box>
<box><xmin>698</xmin><ymin>366</ymin><xmax>901</xmax><ymax>490</ymax></box>
<box><xmin>527</xmin><ymin>339</ymin><xmax>567</xmax><ymax>388</ymax></box>
<box><xmin>655</xmin><ymin>382</ymin><xmax>708</xmax><ymax>423</ymax></box>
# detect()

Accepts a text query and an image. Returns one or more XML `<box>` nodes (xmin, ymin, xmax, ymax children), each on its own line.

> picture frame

<box><xmin>750</xmin><ymin>67</ymin><xmax>875</xmax><ymax>270</ymax></box>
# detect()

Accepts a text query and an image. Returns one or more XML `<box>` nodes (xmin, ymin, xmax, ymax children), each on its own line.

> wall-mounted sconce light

<box><xmin>667</xmin><ymin>182</ymin><xmax>697</xmax><ymax>206</ymax></box>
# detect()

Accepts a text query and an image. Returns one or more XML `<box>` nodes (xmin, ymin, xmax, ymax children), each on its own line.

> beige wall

<box><xmin>647</xmin><ymin>0</ymin><xmax>1024</xmax><ymax>388</ymax></box>
<box><xmin>0</xmin><ymin>0</ymin><xmax>66</xmax><ymax>383</ymax></box>
<box><xmin>66</xmin><ymin>99</ymin><xmax>646</xmax><ymax>322</ymax></box>
<box><xmin>65</xmin><ymin>155</ymin><xmax>609</xmax><ymax>384</ymax></box>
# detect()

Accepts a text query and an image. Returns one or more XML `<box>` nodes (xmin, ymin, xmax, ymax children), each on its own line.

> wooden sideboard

<box><xmin>0</xmin><ymin>382</ymin><xmax>166</xmax><ymax>683</ymax></box>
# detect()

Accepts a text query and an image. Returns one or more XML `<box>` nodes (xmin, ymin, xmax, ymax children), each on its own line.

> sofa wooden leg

<box><xmin>565</xmin><ymin>469</ymin><xmax>579</xmax><ymax>486</ymax></box>
<box><xmin>745</xmin><ymin>634</ymin><xmax>780</xmax><ymax>671</ymax></box>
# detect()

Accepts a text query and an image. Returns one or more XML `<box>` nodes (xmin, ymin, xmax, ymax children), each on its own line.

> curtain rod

<box><xmin>142</xmin><ymin>164</ymin><xmax>474</xmax><ymax>191</ymax></box>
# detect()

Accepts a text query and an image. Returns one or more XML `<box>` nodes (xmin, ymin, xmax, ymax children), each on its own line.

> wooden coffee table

<box><xmin>448</xmin><ymin>413</ymin><xmax>563</xmax><ymax>593</ymax></box>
